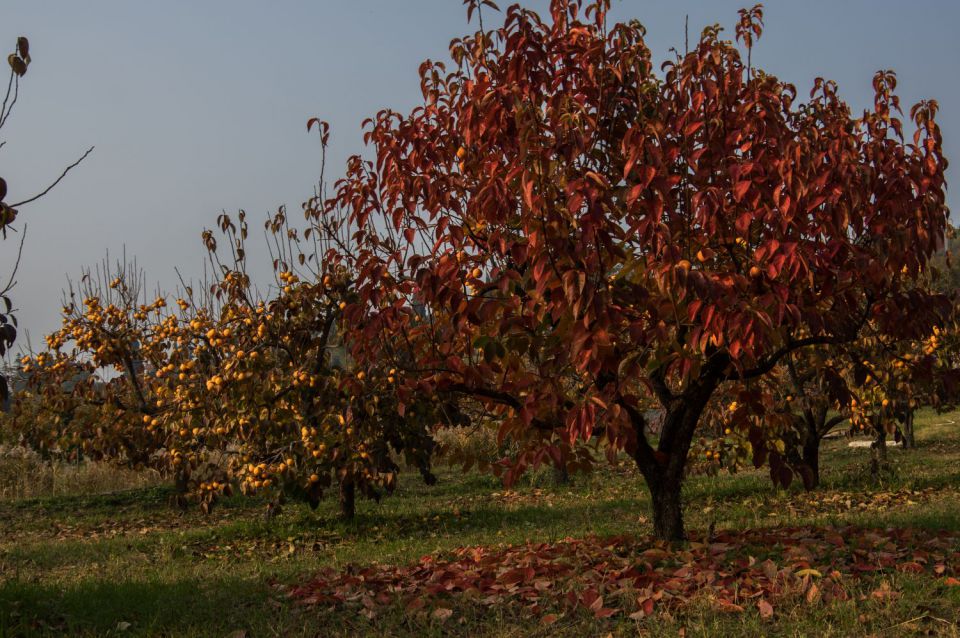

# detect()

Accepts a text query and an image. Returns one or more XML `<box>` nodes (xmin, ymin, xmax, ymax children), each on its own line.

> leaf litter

<box><xmin>288</xmin><ymin>525</ymin><xmax>960</xmax><ymax>622</ymax></box>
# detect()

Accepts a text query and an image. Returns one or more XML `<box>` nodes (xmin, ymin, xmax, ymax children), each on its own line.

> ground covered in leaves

<box><xmin>2</xmin><ymin>411</ymin><xmax>960</xmax><ymax>636</ymax></box>
<box><xmin>289</xmin><ymin>526</ymin><xmax>960</xmax><ymax>628</ymax></box>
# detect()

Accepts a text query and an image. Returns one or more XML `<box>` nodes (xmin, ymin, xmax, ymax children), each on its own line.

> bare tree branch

<box><xmin>10</xmin><ymin>145</ymin><xmax>94</xmax><ymax>207</ymax></box>
<box><xmin>0</xmin><ymin>223</ymin><xmax>26</xmax><ymax>296</ymax></box>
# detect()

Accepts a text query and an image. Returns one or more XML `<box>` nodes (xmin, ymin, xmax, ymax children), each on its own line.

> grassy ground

<box><xmin>1</xmin><ymin>410</ymin><xmax>959</xmax><ymax>637</ymax></box>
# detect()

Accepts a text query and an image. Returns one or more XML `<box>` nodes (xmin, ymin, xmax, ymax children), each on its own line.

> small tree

<box><xmin>322</xmin><ymin>1</ymin><xmax>950</xmax><ymax>539</ymax></box>
<box><xmin>11</xmin><ymin>258</ymin><xmax>180</xmax><ymax>478</ymax></box>
<box><xmin>191</xmin><ymin>208</ymin><xmax>444</xmax><ymax>518</ymax></box>
<box><xmin>781</xmin><ymin>350</ymin><xmax>848</xmax><ymax>488</ymax></box>
<box><xmin>13</xmin><ymin>201</ymin><xmax>448</xmax><ymax>519</ymax></box>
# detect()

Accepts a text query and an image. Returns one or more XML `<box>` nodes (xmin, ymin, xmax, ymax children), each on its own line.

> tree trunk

<box><xmin>648</xmin><ymin>473</ymin><xmax>684</xmax><ymax>541</ymax></box>
<box><xmin>171</xmin><ymin>468</ymin><xmax>190</xmax><ymax>509</ymax></box>
<box><xmin>552</xmin><ymin>463</ymin><xmax>570</xmax><ymax>486</ymax></box>
<box><xmin>902</xmin><ymin>410</ymin><xmax>916</xmax><ymax>450</ymax></box>
<box><xmin>338</xmin><ymin>477</ymin><xmax>355</xmax><ymax>520</ymax></box>
<box><xmin>870</xmin><ymin>424</ymin><xmax>888</xmax><ymax>478</ymax></box>
<box><xmin>631</xmin><ymin>373</ymin><xmax>719</xmax><ymax>542</ymax></box>
<box><xmin>801</xmin><ymin>434</ymin><xmax>821</xmax><ymax>490</ymax></box>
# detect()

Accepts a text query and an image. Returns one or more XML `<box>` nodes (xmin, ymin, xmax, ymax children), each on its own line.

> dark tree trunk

<box><xmin>339</xmin><ymin>477</ymin><xmax>355</xmax><ymax>520</ymax></box>
<box><xmin>796</xmin><ymin>406</ymin><xmax>846</xmax><ymax>491</ymax></box>
<box><xmin>870</xmin><ymin>424</ymin><xmax>888</xmax><ymax>478</ymax></box>
<box><xmin>630</xmin><ymin>372</ymin><xmax>720</xmax><ymax>542</ymax></box>
<box><xmin>648</xmin><ymin>472</ymin><xmax>684</xmax><ymax>541</ymax></box>
<box><xmin>902</xmin><ymin>410</ymin><xmax>916</xmax><ymax>450</ymax></box>
<box><xmin>552</xmin><ymin>463</ymin><xmax>570</xmax><ymax>486</ymax></box>
<box><xmin>171</xmin><ymin>468</ymin><xmax>190</xmax><ymax>509</ymax></box>
<box><xmin>801</xmin><ymin>433</ymin><xmax>821</xmax><ymax>490</ymax></box>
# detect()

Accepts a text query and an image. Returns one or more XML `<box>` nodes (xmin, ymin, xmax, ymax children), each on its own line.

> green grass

<box><xmin>2</xmin><ymin>410</ymin><xmax>960</xmax><ymax>636</ymax></box>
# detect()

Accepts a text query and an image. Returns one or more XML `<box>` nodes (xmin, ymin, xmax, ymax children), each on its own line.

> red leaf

<box><xmin>734</xmin><ymin>181</ymin><xmax>751</xmax><ymax>203</ymax></box>
<box><xmin>684</xmin><ymin>121</ymin><xmax>705</xmax><ymax>137</ymax></box>
<box><xmin>757</xmin><ymin>599</ymin><xmax>774</xmax><ymax>619</ymax></box>
<box><xmin>580</xmin><ymin>588</ymin><xmax>602</xmax><ymax>611</ymax></box>
<box><xmin>523</xmin><ymin>178</ymin><xmax>536</xmax><ymax>210</ymax></box>
<box><xmin>716</xmin><ymin>600</ymin><xmax>745</xmax><ymax>613</ymax></box>
<box><xmin>406</xmin><ymin>597</ymin><xmax>425</xmax><ymax>612</ymax></box>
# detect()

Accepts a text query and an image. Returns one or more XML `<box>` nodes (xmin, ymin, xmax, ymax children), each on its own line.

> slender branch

<box><xmin>0</xmin><ymin>69</ymin><xmax>15</xmax><ymax>127</ymax></box>
<box><xmin>786</xmin><ymin>352</ymin><xmax>819</xmax><ymax>427</ymax></box>
<box><xmin>729</xmin><ymin>331</ymin><xmax>864</xmax><ymax>382</ymax></box>
<box><xmin>0</xmin><ymin>75</ymin><xmax>19</xmax><ymax>129</ymax></box>
<box><xmin>121</xmin><ymin>351</ymin><xmax>152</xmax><ymax>414</ymax></box>
<box><xmin>649</xmin><ymin>364</ymin><xmax>675</xmax><ymax>406</ymax></box>
<box><xmin>444</xmin><ymin>382</ymin><xmax>555</xmax><ymax>431</ymax></box>
<box><xmin>10</xmin><ymin>146</ymin><xmax>94</xmax><ymax>207</ymax></box>
<box><xmin>819</xmin><ymin>413</ymin><xmax>848</xmax><ymax>438</ymax></box>
<box><xmin>0</xmin><ymin>223</ymin><xmax>26</xmax><ymax>296</ymax></box>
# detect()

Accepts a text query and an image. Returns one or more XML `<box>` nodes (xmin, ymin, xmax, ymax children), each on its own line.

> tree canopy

<box><xmin>318</xmin><ymin>0</ymin><xmax>950</xmax><ymax>539</ymax></box>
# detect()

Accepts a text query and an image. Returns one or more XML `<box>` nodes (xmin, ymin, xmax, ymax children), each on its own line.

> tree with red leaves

<box><xmin>318</xmin><ymin>1</ymin><xmax>949</xmax><ymax>540</ymax></box>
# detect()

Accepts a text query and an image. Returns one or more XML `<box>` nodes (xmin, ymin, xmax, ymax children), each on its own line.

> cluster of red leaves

<box><xmin>289</xmin><ymin>526</ymin><xmax>960</xmax><ymax>622</ymax></box>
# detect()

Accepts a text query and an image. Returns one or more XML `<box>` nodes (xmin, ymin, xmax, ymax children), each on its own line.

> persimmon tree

<box><xmin>0</xmin><ymin>36</ymin><xmax>34</xmax><ymax>372</ymax></box>
<box><xmin>321</xmin><ymin>0</ymin><xmax>950</xmax><ymax>539</ymax></box>
<box><xmin>0</xmin><ymin>35</ymin><xmax>92</xmax><ymax>400</ymax></box>
<box><xmin>190</xmin><ymin>208</ymin><xmax>444</xmax><ymax>518</ymax></box>
<box><xmin>775</xmin><ymin>340</ymin><xmax>915</xmax><ymax>486</ymax></box>
<box><xmin>10</xmin><ymin>259</ymin><xmax>190</xmax><ymax>488</ymax></box>
<box><xmin>11</xmin><ymin>199</ymin><xmax>447</xmax><ymax>518</ymax></box>
<box><xmin>779</xmin><ymin>350</ymin><xmax>848</xmax><ymax>488</ymax></box>
<box><xmin>776</xmin><ymin>273</ymin><xmax>960</xmax><ymax>483</ymax></box>
<box><xmin>839</xmin><ymin>312</ymin><xmax>960</xmax><ymax>466</ymax></box>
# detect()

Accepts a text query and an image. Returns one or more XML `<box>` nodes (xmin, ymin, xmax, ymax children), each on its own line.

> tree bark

<box><xmin>648</xmin><ymin>472</ymin><xmax>684</xmax><ymax>541</ymax></box>
<box><xmin>902</xmin><ymin>409</ymin><xmax>916</xmax><ymax>450</ymax></box>
<box><xmin>870</xmin><ymin>423</ymin><xmax>888</xmax><ymax>478</ymax></box>
<box><xmin>339</xmin><ymin>477</ymin><xmax>355</xmax><ymax>520</ymax></box>
<box><xmin>801</xmin><ymin>433</ymin><xmax>821</xmax><ymax>490</ymax></box>
<box><xmin>629</xmin><ymin>371</ymin><xmax>720</xmax><ymax>542</ymax></box>
<box><xmin>795</xmin><ymin>408</ymin><xmax>845</xmax><ymax>491</ymax></box>
<box><xmin>170</xmin><ymin>468</ymin><xmax>190</xmax><ymax>509</ymax></box>
<box><xmin>552</xmin><ymin>463</ymin><xmax>570</xmax><ymax>486</ymax></box>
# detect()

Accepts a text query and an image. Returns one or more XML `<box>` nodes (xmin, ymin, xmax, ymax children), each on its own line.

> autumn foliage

<box><xmin>10</xmin><ymin>206</ymin><xmax>445</xmax><ymax>518</ymax></box>
<box><xmin>317</xmin><ymin>0</ymin><xmax>950</xmax><ymax>539</ymax></box>
<box><xmin>4</xmin><ymin>1</ymin><xmax>954</xmax><ymax>545</ymax></box>
<box><xmin>290</xmin><ymin>525</ymin><xmax>960</xmax><ymax>622</ymax></box>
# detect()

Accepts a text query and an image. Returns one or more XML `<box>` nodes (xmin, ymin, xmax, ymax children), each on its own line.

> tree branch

<box><xmin>649</xmin><ymin>364</ymin><xmax>675</xmax><ymax>406</ymax></box>
<box><xmin>10</xmin><ymin>146</ymin><xmax>94</xmax><ymax>208</ymax></box>
<box><xmin>818</xmin><ymin>413</ymin><xmax>848</xmax><ymax>438</ymax></box>
<box><xmin>618</xmin><ymin>396</ymin><xmax>660</xmax><ymax>470</ymax></box>
<box><xmin>728</xmin><ymin>335</ymin><xmax>849</xmax><ymax>381</ymax></box>
<box><xmin>0</xmin><ymin>223</ymin><xmax>26</xmax><ymax>296</ymax></box>
<box><xmin>444</xmin><ymin>382</ymin><xmax>557</xmax><ymax>431</ymax></box>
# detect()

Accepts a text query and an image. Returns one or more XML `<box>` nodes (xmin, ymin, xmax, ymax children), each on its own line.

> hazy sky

<box><xmin>1</xmin><ymin>1</ymin><xmax>958</xmax><ymax>348</ymax></box>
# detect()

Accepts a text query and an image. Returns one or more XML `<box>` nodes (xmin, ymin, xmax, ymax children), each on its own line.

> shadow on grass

<box><xmin>3</xmin><ymin>494</ymin><xmax>653</xmax><ymax>574</ymax></box>
<box><xmin>296</xmin><ymin>492</ymin><xmax>651</xmax><ymax>543</ymax></box>
<box><xmin>0</xmin><ymin>485</ymin><xmax>175</xmax><ymax>515</ymax></box>
<box><xmin>0</xmin><ymin>574</ymin><xmax>292</xmax><ymax>638</ymax></box>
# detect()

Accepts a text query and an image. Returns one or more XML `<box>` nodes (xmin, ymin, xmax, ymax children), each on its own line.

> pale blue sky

<box><xmin>1</xmin><ymin>1</ymin><xmax>958</xmax><ymax>345</ymax></box>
